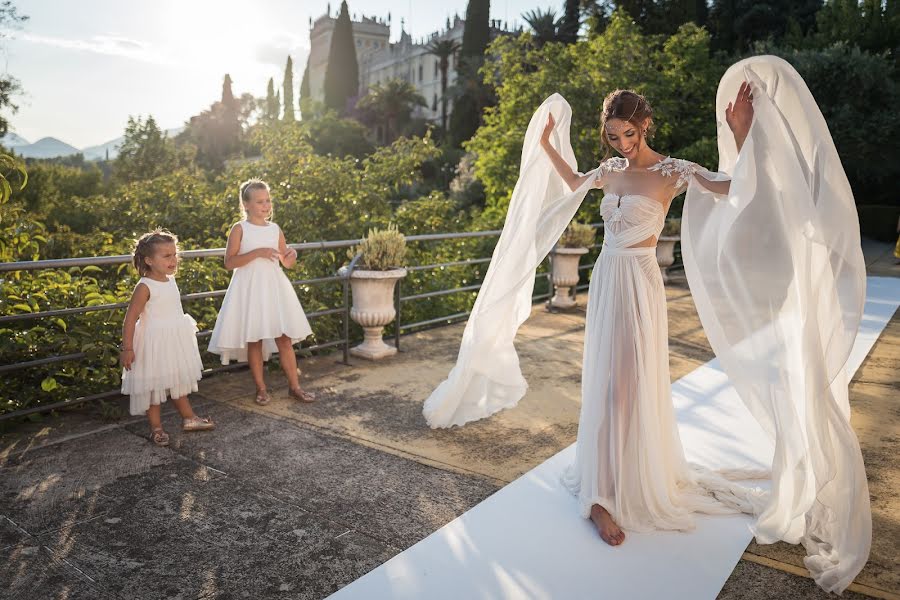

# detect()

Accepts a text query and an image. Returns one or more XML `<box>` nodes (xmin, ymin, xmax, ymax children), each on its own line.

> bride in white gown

<box><xmin>422</xmin><ymin>56</ymin><xmax>870</xmax><ymax>594</ymax></box>
<box><xmin>540</xmin><ymin>88</ymin><xmax>748</xmax><ymax>547</ymax></box>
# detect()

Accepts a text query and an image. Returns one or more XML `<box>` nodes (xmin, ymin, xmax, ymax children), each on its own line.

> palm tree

<box><xmin>523</xmin><ymin>8</ymin><xmax>561</xmax><ymax>47</ymax></box>
<box><xmin>425</xmin><ymin>38</ymin><xmax>462</xmax><ymax>134</ymax></box>
<box><xmin>356</xmin><ymin>79</ymin><xmax>427</xmax><ymax>144</ymax></box>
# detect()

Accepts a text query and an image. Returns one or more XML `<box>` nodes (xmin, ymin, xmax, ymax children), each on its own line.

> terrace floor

<box><xmin>1</xmin><ymin>239</ymin><xmax>898</xmax><ymax>600</ymax></box>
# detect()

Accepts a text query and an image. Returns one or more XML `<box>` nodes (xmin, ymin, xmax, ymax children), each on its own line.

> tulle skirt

<box><xmin>121</xmin><ymin>314</ymin><xmax>204</xmax><ymax>416</ymax></box>
<box><xmin>562</xmin><ymin>247</ymin><xmax>736</xmax><ymax>531</ymax></box>
<box><xmin>208</xmin><ymin>260</ymin><xmax>313</xmax><ymax>365</ymax></box>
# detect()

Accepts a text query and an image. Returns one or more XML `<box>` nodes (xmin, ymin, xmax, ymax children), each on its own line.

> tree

<box><xmin>176</xmin><ymin>76</ymin><xmax>253</xmax><ymax>171</ymax></box>
<box><xmin>460</xmin><ymin>0</ymin><xmax>491</xmax><ymax>61</ymax></box>
<box><xmin>450</xmin><ymin>0</ymin><xmax>492</xmax><ymax>146</ymax></box>
<box><xmin>425</xmin><ymin>39</ymin><xmax>462</xmax><ymax>133</ymax></box>
<box><xmin>114</xmin><ymin>116</ymin><xmax>178</xmax><ymax>183</ymax></box>
<box><xmin>323</xmin><ymin>0</ymin><xmax>360</xmax><ymax>113</ymax></box>
<box><xmin>815</xmin><ymin>0</ymin><xmax>900</xmax><ymax>54</ymax></box>
<box><xmin>300</xmin><ymin>57</ymin><xmax>311</xmax><ymax>103</ymax></box>
<box><xmin>523</xmin><ymin>8</ymin><xmax>562</xmax><ymax>46</ymax></box>
<box><xmin>0</xmin><ymin>2</ymin><xmax>27</xmax><ymax>136</ymax></box>
<box><xmin>283</xmin><ymin>55</ymin><xmax>295</xmax><ymax>121</ymax></box>
<box><xmin>559</xmin><ymin>0</ymin><xmax>581</xmax><ymax>43</ymax></box>
<box><xmin>356</xmin><ymin>79</ymin><xmax>427</xmax><ymax>144</ymax></box>
<box><xmin>264</xmin><ymin>77</ymin><xmax>279</xmax><ymax>122</ymax></box>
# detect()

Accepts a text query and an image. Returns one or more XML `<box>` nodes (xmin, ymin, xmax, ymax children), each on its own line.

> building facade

<box><xmin>307</xmin><ymin>7</ymin><xmax>513</xmax><ymax>124</ymax></box>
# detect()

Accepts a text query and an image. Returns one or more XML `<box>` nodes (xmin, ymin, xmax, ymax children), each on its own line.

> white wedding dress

<box><xmin>423</xmin><ymin>56</ymin><xmax>870</xmax><ymax>594</ymax></box>
<box><xmin>558</xmin><ymin>158</ymin><xmax>754</xmax><ymax>532</ymax></box>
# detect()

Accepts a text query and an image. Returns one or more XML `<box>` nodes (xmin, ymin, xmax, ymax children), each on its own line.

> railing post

<box><xmin>394</xmin><ymin>277</ymin><xmax>401</xmax><ymax>352</ymax></box>
<box><xmin>546</xmin><ymin>244</ymin><xmax>557</xmax><ymax>313</ymax></box>
<box><xmin>339</xmin><ymin>252</ymin><xmax>363</xmax><ymax>366</ymax></box>
<box><xmin>342</xmin><ymin>276</ymin><xmax>350</xmax><ymax>365</ymax></box>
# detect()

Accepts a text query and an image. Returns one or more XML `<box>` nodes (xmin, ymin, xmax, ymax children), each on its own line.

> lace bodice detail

<box><xmin>647</xmin><ymin>157</ymin><xmax>702</xmax><ymax>190</ymax></box>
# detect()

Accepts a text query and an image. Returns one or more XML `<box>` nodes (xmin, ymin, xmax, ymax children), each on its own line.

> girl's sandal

<box><xmin>254</xmin><ymin>389</ymin><xmax>271</xmax><ymax>406</ymax></box>
<box><xmin>150</xmin><ymin>428</ymin><xmax>170</xmax><ymax>447</ymax></box>
<box><xmin>182</xmin><ymin>416</ymin><xmax>215</xmax><ymax>432</ymax></box>
<box><xmin>289</xmin><ymin>387</ymin><xmax>316</xmax><ymax>403</ymax></box>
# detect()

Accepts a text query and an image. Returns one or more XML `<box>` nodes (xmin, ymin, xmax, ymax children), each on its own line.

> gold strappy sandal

<box><xmin>289</xmin><ymin>387</ymin><xmax>316</xmax><ymax>403</ymax></box>
<box><xmin>254</xmin><ymin>389</ymin><xmax>271</xmax><ymax>406</ymax></box>
<box><xmin>150</xmin><ymin>427</ymin><xmax>170</xmax><ymax>446</ymax></box>
<box><xmin>182</xmin><ymin>416</ymin><xmax>215</xmax><ymax>432</ymax></box>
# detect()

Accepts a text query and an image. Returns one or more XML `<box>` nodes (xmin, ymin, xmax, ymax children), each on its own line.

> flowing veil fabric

<box><xmin>683</xmin><ymin>55</ymin><xmax>870</xmax><ymax>593</ymax></box>
<box><xmin>423</xmin><ymin>56</ymin><xmax>870</xmax><ymax>592</ymax></box>
<box><xmin>423</xmin><ymin>94</ymin><xmax>601</xmax><ymax>428</ymax></box>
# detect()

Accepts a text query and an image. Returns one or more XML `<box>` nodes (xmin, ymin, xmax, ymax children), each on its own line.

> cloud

<box><xmin>253</xmin><ymin>32</ymin><xmax>308</xmax><ymax>68</ymax></box>
<box><xmin>18</xmin><ymin>32</ymin><xmax>167</xmax><ymax>64</ymax></box>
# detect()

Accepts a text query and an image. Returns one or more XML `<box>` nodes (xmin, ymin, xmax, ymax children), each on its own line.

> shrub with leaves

<box><xmin>558</xmin><ymin>221</ymin><xmax>596</xmax><ymax>248</ymax></box>
<box><xmin>350</xmin><ymin>224</ymin><xmax>407</xmax><ymax>270</ymax></box>
<box><xmin>661</xmin><ymin>218</ymin><xmax>681</xmax><ymax>237</ymax></box>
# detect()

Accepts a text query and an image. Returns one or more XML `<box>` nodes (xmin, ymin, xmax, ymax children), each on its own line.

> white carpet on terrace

<box><xmin>329</xmin><ymin>277</ymin><xmax>900</xmax><ymax>600</ymax></box>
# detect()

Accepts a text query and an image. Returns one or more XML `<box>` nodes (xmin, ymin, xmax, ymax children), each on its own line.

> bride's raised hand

<box><xmin>725</xmin><ymin>80</ymin><xmax>754</xmax><ymax>151</ymax></box>
<box><xmin>540</xmin><ymin>113</ymin><xmax>556</xmax><ymax>147</ymax></box>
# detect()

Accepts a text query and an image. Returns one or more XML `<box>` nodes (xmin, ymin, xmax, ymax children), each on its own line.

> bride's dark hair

<box><xmin>600</xmin><ymin>90</ymin><xmax>654</xmax><ymax>160</ymax></box>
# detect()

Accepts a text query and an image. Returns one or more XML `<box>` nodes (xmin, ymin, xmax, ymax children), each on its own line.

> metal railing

<box><xmin>0</xmin><ymin>226</ymin><xmax>602</xmax><ymax>421</ymax></box>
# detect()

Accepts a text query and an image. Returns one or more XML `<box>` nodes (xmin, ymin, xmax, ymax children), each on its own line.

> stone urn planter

<box><xmin>346</xmin><ymin>267</ymin><xmax>407</xmax><ymax>360</ymax></box>
<box><xmin>656</xmin><ymin>235</ymin><xmax>679</xmax><ymax>283</ymax></box>
<box><xmin>550</xmin><ymin>247</ymin><xmax>589</xmax><ymax>308</ymax></box>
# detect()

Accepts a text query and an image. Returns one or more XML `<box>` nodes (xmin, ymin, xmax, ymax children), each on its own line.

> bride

<box><xmin>422</xmin><ymin>56</ymin><xmax>870</xmax><ymax>594</ymax></box>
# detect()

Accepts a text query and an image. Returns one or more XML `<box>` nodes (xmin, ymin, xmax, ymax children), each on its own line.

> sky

<box><xmin>3</xmin><ymin>0</ymin><xmax>549</xmax><ymax>148</ymax></box>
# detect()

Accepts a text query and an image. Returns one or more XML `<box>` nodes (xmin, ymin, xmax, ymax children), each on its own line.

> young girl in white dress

<box><xmin>208</xmin><ymin>179</ymin><xmax>315</xmax><ymax>405</ymax></box>
<box><xmin>120</xmin><ymin>229</ymin><xmax>215</xmax><ymax>446</ymax></box>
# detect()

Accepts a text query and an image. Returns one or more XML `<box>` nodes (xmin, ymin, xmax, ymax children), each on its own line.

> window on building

<box><xmin>357</xmin><ymin>39</ymin><xmax>362</xmax><ymax>47</ymax></box>
<box><xmin>432</xmin><ymin>93</ymin><xmax>438</xmax><ymax>111</ymax></box>
<box><xmin>434</xmin><ymin>61</ymin><xmax>438</xmax><ymax>77</ymax></box>
<box><xmin>419</xmin><ymin>64</ymin><xmax>423</xmax><ymax>82</ymax></box>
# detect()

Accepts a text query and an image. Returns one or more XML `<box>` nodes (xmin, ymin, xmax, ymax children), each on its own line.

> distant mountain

<box><xmin>15</xmin><ymin>137</ymin><xmax>82</xmax><ymax>159</ymax></box>
<box><xmin>1</xmin><ymin>132</ymin><xmax>30</xmax><ymax>149</ymax></box>
<box><xmin>1</xmin><ymin>126</ymin><xmax>185</xmax><ymax>161</ymax></box>
<box><xmin>82</xmin><ymin>126</ymin><xmax>185</xmax><ymax>161</ymax></box>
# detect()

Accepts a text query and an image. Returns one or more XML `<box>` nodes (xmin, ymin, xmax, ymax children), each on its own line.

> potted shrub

<box><xmin>342</xmin><ymin>224</ymin><xmax>408</xmax><ymax>360</ymax></box>
<box><xmin>657</xmin><ymin>218</ymin><xmax>680</xmax><ymax>283</ymax></box>
<box><xmin>550</xmin><ymin>221</ymin><xmax>595</xmax><ymax>308</ymax></box>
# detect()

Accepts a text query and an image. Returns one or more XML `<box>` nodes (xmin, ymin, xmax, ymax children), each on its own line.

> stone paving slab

<box><xmin>719</xmin><ymin>560</ymin><xmax>871</xmax><ymax>599</ymax></box>
<box><xmin>1</xmin><ymin>541</ymin><xmax>114</xmax><ymax>600</ymax></box>
<box><xmin>133</xmin><ymin>403</ymin><xmax>501</xmax><ymax>550</ymax></box>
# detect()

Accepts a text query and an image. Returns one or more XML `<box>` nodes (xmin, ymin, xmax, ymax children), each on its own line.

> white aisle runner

<box><xmin>329</xmin><ymin>277</ymin><xmax>899</xmax><ymax>600</ymax></box>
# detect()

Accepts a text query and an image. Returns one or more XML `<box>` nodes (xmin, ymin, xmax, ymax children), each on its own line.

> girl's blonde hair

<box><xmin>239</xmin><ymin>178</ymin><xmax>273</xmax><ymax>220</ymax></box>
<box><xmin>132</xmin><ymin>229</ymin><xmax>178</xmax><ymax>277</ymax></box>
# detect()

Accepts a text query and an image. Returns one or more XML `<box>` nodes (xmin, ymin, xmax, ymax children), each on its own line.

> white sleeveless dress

<box><xmin>208</xmin><ymin>220</ymin><xmax>313</xmax><ymax>364</ymax></box>
<box><xmin>121</xmin><ymin>276</ymin><xmax>203</xmax><ymax>415</ymax></box>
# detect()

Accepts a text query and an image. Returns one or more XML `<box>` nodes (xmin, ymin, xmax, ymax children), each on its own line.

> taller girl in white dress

<box><xmin>422</xmin><ymin>56</ymin><xmax>870</xmax><ymax>594</ymax></box>
<box><xmin>209</xmin><ymin>179</ymin><xmax>316</xmax><ymax>405</ymax></box>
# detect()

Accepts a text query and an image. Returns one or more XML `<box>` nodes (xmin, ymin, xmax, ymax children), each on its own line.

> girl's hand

<box><xmin>255</xmin><ymin>248</ymin><xmax>281</xmax><ymax>261</ymax></box>
<box><xmin>281</xmin><ymin>247</ymin><xmax>297</xmax><ymax>265</ymax></box>
<box><xmin>725</xmin><ymin>80</ymin><xmax>754</xmax><ymax>150</ymax></box>
<box><xmin>540</xmin><ymin>113</ymin><xmax>556</xmax><ymax>146</ymax></box>
<box><xmin>120</xmin><ymin>349</ymin><xmax>135</xmax><ymax>370</ymax></box>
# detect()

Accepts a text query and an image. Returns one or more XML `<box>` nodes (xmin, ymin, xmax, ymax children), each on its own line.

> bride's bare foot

<box><xmin>590</xmin><ymin>504</ymin><xmax>625</xmax><ymax>546</ymax></box>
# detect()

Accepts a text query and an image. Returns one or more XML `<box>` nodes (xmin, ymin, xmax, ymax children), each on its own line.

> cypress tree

<box><xmin>221</xmin><ymin>73</ymin><xmax>236</xmax><ymax>109</ymax></box>
<box><xmin>450</xmin><ymin>0</ymin><xmax>491</xmax><ymax>146</ymax></box>
<box><xmin>459</xmin><ymin>0</ymin><xmax>490</xmax><ymax>60</ymax></box>
<box><xmin>283</xmin><ymin>55</ymin><xmax>295</xmax><ymax>121</ymax></box>
<box><xmin>275</xmin><ymin>89</ymin><xmax>281</xmax><ymax>120</ymax></box>
<box><xmin>323</xmin><ymin>0</ymin><xmax>359</xmax><ymax>113</ymax></box>
<box><xmin>559</xmin><ymin>0</ymin><xmax>581</xmax><ymax>43</ymax></box>
<box><xmin>265</xmin><ymin>78</ymin><xmax>277</xmax><ymax>122</ymax></box>
<box><xmin>300</xmin><ymin>58</ymin><xmax>311</xmax><ymax>101</ymax></box>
